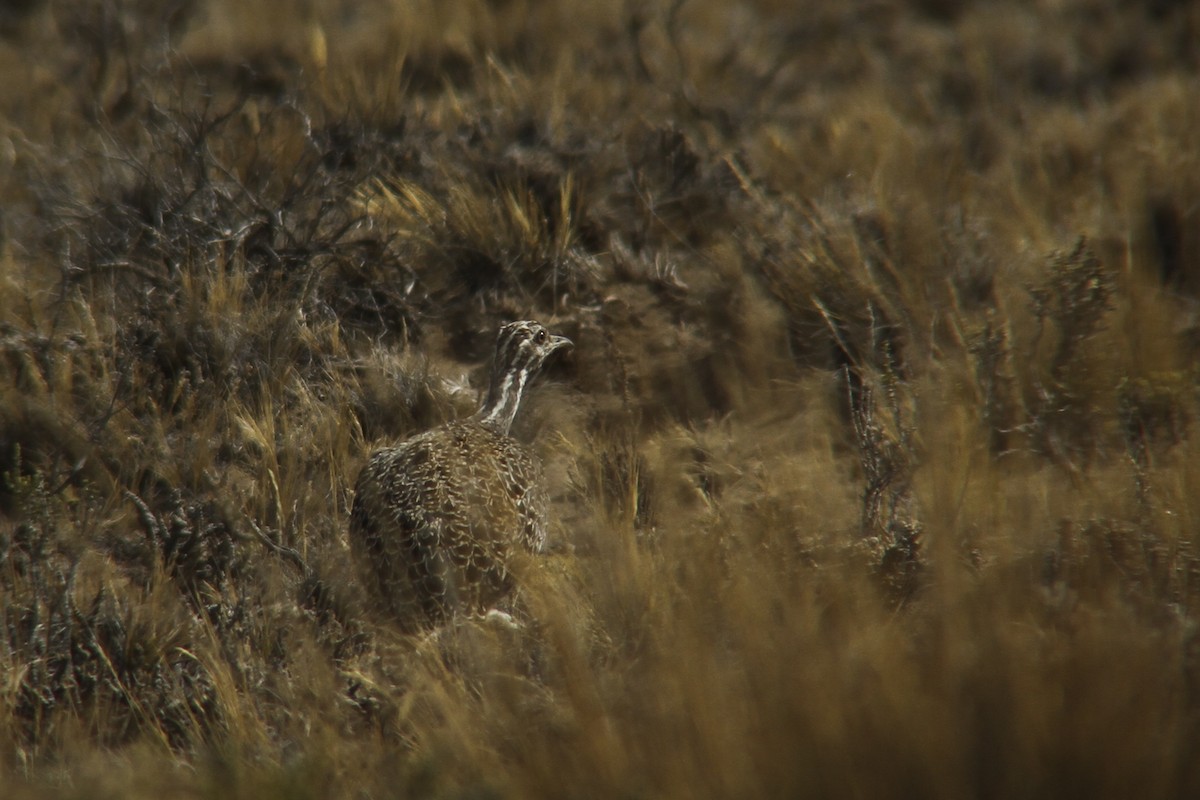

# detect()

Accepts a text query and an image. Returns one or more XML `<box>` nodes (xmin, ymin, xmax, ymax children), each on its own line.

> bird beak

<box><xmin>550</xmin><ymin>334</ymin><xmax>573</xmax><ymax>353</ymax></box>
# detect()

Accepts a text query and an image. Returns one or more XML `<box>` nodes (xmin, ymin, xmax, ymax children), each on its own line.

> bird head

<box><xmin>493</xmin><ymin>320</ymin><xmax>573</xmax><ymax>378</ymax></box>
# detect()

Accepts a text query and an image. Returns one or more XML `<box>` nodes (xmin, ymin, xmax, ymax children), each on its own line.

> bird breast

<box><xmin>362</xmin><ymin>420</ymin><xmax>548</xmax><ymax>555</ymax></box>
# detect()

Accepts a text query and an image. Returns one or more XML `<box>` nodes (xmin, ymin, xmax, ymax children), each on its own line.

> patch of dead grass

<box><xmin>2</xmin><ymin>0</ymin><xmax>1200</xmax><ymax>797</ymax></box>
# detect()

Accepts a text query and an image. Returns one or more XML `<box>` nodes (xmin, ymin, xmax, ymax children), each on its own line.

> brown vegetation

<box><xmin>2</xmin><ymin>0</ymin><xmax>1200</xmax><ymax>796</ymax></box>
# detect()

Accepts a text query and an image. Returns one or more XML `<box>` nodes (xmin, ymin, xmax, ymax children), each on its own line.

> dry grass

<box><xmin>2</xmin><ymin>0</ymin><xmax>1200</xmax><ymax>797</ymax></box>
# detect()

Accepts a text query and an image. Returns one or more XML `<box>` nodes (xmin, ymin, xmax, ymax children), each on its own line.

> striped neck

<box><xmin>472</xmin><ymin>364</ymin><xmax>531</xmax><ymax>435</ymax></box>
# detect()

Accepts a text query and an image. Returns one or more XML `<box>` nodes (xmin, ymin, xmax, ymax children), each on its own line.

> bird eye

<box><xmin>535</xmin><ymin>329</ymin><xmax>547</xmax><ymax>343</ymax></box>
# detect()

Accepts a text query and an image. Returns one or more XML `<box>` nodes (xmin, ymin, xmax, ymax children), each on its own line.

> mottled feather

<box><xmin>349</xmin><ymin>321</ymin><xmax>570</xmax><ymax>628</ymax></box>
